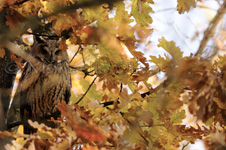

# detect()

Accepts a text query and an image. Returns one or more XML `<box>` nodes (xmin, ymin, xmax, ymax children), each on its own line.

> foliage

<box><xmin>0</xmin><ymin>0</ymin><xmax>225</xmax><ymax>150</ymax></box>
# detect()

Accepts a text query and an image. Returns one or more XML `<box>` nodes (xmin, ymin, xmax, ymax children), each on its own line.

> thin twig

<box><xmin>182</xmin><ymin>142</ymin><xmax>189</xmax><ymax>150</ymax></box>
<box><xmin>6</xmin><ymin>121</ymin><xmax>23</xmax><ymax>130</ymax></box>
<box><xmin>26</xmin><ymin>32</ymin><xmax>58</xmax><ymax>38</ymax></box>
<box><xmin>76</xmin><ymin>76</ymin><xmax>97</xmax><ymax>104</ymax></box>
<box><xmin>154</xmin><ymin>8</ymin><xmax>176</xmax><ymax>13</ymax></box>
<box><xmin>81</xmin><ymin>50</ymin><xmax>86</xmax><ymax>65</ymax></box>
<box><xmin>13</xmin><ymin>0</ymin><xmax>29</xmax><ymax>6</ymax></box>
<box><xmin>139</xmin><ymin>124</ymin><xmax>165</xmax><ymax>127</ymax></box>
<box><xmin>69</xmin><ymin>45</ymin><xmax>81</xmax><ymax>63</ymax></box>
<box><xmin>195</xmin><ymin>0</ymin><xmax>226</xmax><ymax>56</ymax></box>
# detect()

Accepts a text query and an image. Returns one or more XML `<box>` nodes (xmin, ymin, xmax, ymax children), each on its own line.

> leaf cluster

<box><xmin>0</xmin><ymin>0</ymin><xmax>224</xmax><ymax>150</ymax></box>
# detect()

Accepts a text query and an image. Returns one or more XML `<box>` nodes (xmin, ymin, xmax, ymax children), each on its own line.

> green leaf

<box><xmin>70</xmin><ymin>91</ymin><xmax>78</xmax><ymax>104</ymax></box>
<box><xmin>150</xmin><ymin>54</ymin><xmax>170</xmax><ymax>71</ymax></box>
<box><xmin>37</xmin><ymin>132</ymin><xmax>52</xmax><ymax>139</ymax></box>
<box><xmin>205</xmin><ymin>116</ymin><xmax>214</xmax><ymax>126</ymax></box>
<box><xmin>131</xmin><ymin>0</ymin><xmax>154</xmax><ymax>26</ymax></box>
<box><xmin>142</xmin><ymin>98</ymin><xmax>160</xmax><ymax>123</ymax></box>
<box><xmin>80</xmin><ymin>78</ymin><xmax>102</xmax><ymax>102</ymax></box>
<box><xmin>158</xmin><ymin>37</ymin><xmax>183</xmax><ymax>60</ymax></box>
<box><xmin>124</xmin><ymin>127</ymin><xmax>146</xmax><ymax>145</ymax></box>
<box><xmin>170</xmin><ymin>110</ymin><xmax>186</xmax><ymax>124</ymax></box>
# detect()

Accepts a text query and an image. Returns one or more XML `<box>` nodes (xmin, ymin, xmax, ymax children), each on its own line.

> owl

<box><xmin>8</xmin><ymin>35</ymin><xmax>71</xmax><ymax>133</ymax></box>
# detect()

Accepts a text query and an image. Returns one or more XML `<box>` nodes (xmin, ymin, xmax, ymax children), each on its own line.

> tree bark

<box><xmin>0</xmin><ymin>9</ymin><xmax>18</xmax><ymax>149</ymax></box>
<box><xmin>0</xmin><ymin>48</ymin><xmax>17</xmax><ymax>148</ymax></box>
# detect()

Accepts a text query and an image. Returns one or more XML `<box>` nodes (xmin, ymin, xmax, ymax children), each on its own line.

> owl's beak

<box><xmin>49</xmin><ymin>55</ymin><xmax>58</xmax><ymax>64</ymax></box>
<box><xmin>49</xmin><ymin>55</ymin><xmax>54</xmax><ymax>63</ymax></box>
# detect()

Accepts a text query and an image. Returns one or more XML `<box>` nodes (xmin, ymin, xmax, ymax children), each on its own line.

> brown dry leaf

<box><xmin>0</xmin><ymin>48</ymin><xmax>5</xmax><ymax>58</ymax></box>
<box><xmin>19</xmin><ymin>0</ymin><xmax>43</xmax><ymax>17</ymax></box>
<box><xmin>204</xmin><ymin>130</ymin><xmax>226</xmax><ymax>150</ymax></box>
<box><xmin>175</xmin><ymin>124</ymin><xmax>210</xmax><ymax>144</ymax></box>
<box><xmin>129</xmin><ymin>50</ymin><xmax>148</xmax><ymax>67</ymax></box>
<box><xmin>58</xmin><ymin>101</ymin><xmax>107</xmax><ymax>143</ymax></box>
<box><xmin>28</xmin><ymin>139</ymin><xmax>50</xmax><ymax>150</ymax></box>
<box><xmin>73</xmin><ymin>124</ymin><xmax>106</xmax><ymax>143</ymax></box>
<box><xmin>51</xmin><ymin>14</ymin><xmax>78</xmax><ymax>35</ymax></box>
<box><xmin>1</xmin><ymin>0</ymin><xmax>16</xmax><ymax>6</ymax></box>
<box><xmin>0</xmin><ymin>131</ymin><xmax>16</xmax><ymax>139</ymax></box>
<box><xmin>80</xmin><ymin>26</ymin><xmax>94</xmax><ymax>45</ymax></box>
<box><xmin>59</xmin><ymin>39</ymin><xmax>68</xmax><ymax>52</ymax></box>
<box><xmin>82</xmin><ymin>145</ymin><xmax>99</xmax><ymax>150</ymax></box>
<box><xmin>6</xmin><ymin>9</ymin><xmax>25</xmax><ymax>29</ymax></box>
<box><xmin>9</xmin><ymin>51</ymin><xmax>23</xmax><ymax>69</ymax></box>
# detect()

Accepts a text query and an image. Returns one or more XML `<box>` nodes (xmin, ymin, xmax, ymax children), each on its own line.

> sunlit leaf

<box><xmin>170</xmin><ymin>110</ymin><xmax>186</xmax><ymax>124</ymax></box>
<box><xmin>177</xmin><ymin>0</ymin><xmax>196</xmax><ymax>14</ymax></box>
<box><xmin>158</xmin><ymin>37</ymin><xmax>183</xmax><ymax>60</ymax></box>
<box><xmin>79</xmin><ymin>78</ymin><xmax>102</xmax><ymax>102</ymax></box>
<box><xmin>131</xmin><ymin>0</ymin><xmax>154</xmax><ymax>26</ymax></box>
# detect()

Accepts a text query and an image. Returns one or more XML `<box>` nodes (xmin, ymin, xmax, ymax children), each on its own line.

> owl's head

<box><xmin>31</xmin><ymin>36</ymin><xmax>69</xmax><ymax>64</ymax></box>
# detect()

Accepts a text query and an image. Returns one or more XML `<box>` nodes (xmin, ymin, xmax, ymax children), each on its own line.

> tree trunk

<box><xmin>0</xmin><ymin>9</ymin><xmax>18</xmax><ymax>149</ymax></box>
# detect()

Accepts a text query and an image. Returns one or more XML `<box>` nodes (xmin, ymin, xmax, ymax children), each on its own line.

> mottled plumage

<box><xmin>8</xmin><ymin>36</ymin><xmax>71</xmax><ymax>133</ymax></box>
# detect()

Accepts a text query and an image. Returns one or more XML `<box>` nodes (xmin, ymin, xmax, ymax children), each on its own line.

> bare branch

<box><xmin>13</xmin><ymin>0</ymin><xmax>29</xmax><ymax>6</ymax></box>
<box><xmin>195</xmin><ymin>0</ymin><xmax>226</xmax><ymax>56</ymax></box>
<box><xmin>182</xmin><ymin>142</ymin><xmax>189</xmax><ymax>150</ymax></box>
<box><xmin>5</xmin><ymin>41</ymin><xmax>40</xmax><ymax>68</ymax></box>
<box><xmin>76</xmin><ymin>76</ymin><xmax>97</xmax><ymax>104</ymax></box>
<box><xmin>70</xmin><ymin>45</ymin><xmax>81</xmax><ymax>63</ymax></box>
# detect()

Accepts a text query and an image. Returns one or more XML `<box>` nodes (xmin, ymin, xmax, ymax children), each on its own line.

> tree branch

<box><xmin>5</xmin><ymin>41</ymin><xmax>41</xmax><ymax>69</ymax></box>
<box><xmin>181</xmin><ymin>142</ymin><xmax>189</xmax><ymax>150</ymax></box>
<box><xmin>0</xmin><ymin>0</ymin><xmax>122</xmax><ymax>46</ymax></box>
<box><xmin>13</xmin><ymin>0</ymin><xmax>29</xmax><ymax>6</ymax></box>
<box><xmin>70</xmin><ymin>45</ymin><xmax>81</xmax><ymax>63</ymax></box>
<box><xmin>195</xmin><ymin>0</ymin><xmax>226</xmax><ymax>56</ymax></box>
<box><xmin>76</xmin><ymin>76</ymin><xmax>97</xmax><ymax>104</ymax></box>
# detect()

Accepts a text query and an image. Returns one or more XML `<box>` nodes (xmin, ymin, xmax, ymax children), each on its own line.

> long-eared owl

<box><xmin>10</xmin><ymin>35</ymin><xmax>71</xmax><ymax>133</ymax></box>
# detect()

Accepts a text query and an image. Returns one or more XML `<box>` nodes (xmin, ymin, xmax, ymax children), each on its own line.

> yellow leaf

<box><xmin>16</xmin><ymin>125</ymin><xmax>24</xmax><ymax>143</ymax></box>
<box><xmin>17</xmin><ymin>125</ymin><xmax>24</xmax><ymax>134</ymax></box>
<box><xmin>131</xmin><ymin>0</ymin><xmax>154</xmax><ymax>26</ymax></box>
<box><xmin>170</xmin><ymin>110</ymin><xmax>186</xmax><ymax>124</ymax></box>
<box><xmin>177</xmin><ymin>0</ymin><xmax>196</xmax><ymax>14</ymax></box>
<box><xmin>158</xmin><ymin>37</ymin><xmax>183</xmax><ymax>60</ymax></box>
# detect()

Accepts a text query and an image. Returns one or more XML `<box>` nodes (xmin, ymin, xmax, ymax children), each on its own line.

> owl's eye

<box><xmin>55</xmin><ymin>50</ymin><xmax>61</xmax><ymax>55</ymax></box>
<box><xmin>41</xmin><ymin>49</ymin><xmax>48</xmax><ymax>55</ymax></box>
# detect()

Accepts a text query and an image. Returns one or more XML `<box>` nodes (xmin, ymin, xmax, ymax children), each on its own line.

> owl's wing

<box><xmin>65</xmin><ymin>74</ymin><xmax>71</xmax><ymax>104</ymax></box>
<box><xmin>6</xmin><ymin>88</ymin><xmax>21</xmax><ymax>126</ymax></box>
<box><xmin>6</xmin><ymin>63</ymin><xmax>33</xmax><ymax>125</ymax></box>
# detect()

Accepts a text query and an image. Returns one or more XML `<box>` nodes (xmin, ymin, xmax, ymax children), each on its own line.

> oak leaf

<box><xmin>177</xmin><ymin>0</ymin><xmax>196</xmax><ymax>14</ymax></box>
<box><xmin>10</xmin><ymin>51</ymin><xmax>23</xmax><ymax>69</ymax></box>
<box><xmin>158</xmin><ymin>37</ymin><xmax>183</xmax><ymax>60</ymax></box>
<box><xmin>6</xmin><ymin>9</ymin><xmax>25</xmax><ymax>30</ymax></box>
<box><xmin>131</xmin><ymin>0</ymin><xmax>154</xmax><ymax>26</ymax></box>
<box><xmin>59</xmin><ymin>39</ymin><xmax>68</xmax><ymax>52</ymax></box>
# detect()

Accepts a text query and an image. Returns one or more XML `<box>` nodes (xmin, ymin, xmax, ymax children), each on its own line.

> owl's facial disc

<box><xmin>32</xmin><ymin>37</ymin><xmax>69</xmax><ymax>65</ymax></box>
